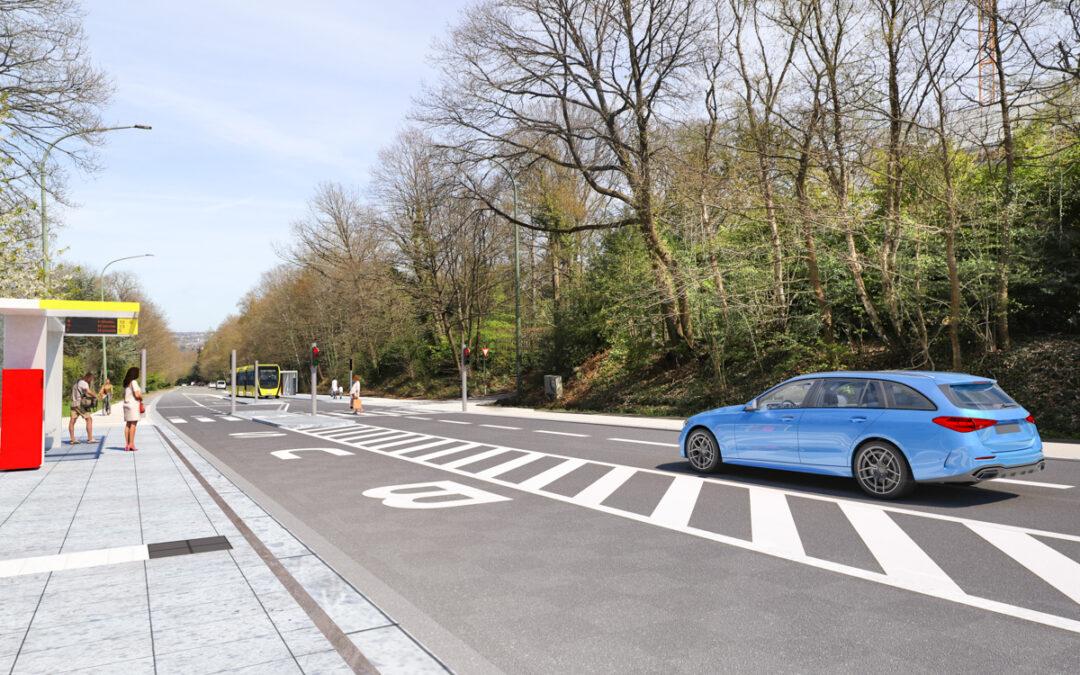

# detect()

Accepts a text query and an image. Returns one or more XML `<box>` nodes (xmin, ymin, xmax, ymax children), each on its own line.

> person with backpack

<box><xmin>122</xmin><ymin>367</ymin><xmax>144</xmax><ymax>451</ymax></box>
<box><xmin>68</xmin><ymin>372</ymin><xmax>97</xmax><ymax>444</ymax></box>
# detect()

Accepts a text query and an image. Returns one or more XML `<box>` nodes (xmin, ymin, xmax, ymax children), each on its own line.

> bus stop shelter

<box><xmin>1</xmin><ymin>298</ymin><xmax>139</xmax><ymax>469</ymax></box>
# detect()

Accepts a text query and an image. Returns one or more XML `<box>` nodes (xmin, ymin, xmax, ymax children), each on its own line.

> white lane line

<box><xmin>220</xmin><ymin>416</ymin><xmax>241</xmax><ymax>421</ymax></box>
<box><xmin>839</xmin><ymin>502</ymin><xmax>963</xmax><ymax>596</ymax></box>
<box><xmin>987</xmin><ymin>478</ymin><xmax>1073</xmax><ymax>490</ymax></box>
<box><xmin>518</xmin><ymin>458</ymin><xmax>588</xmax><ymax>490</ymax></box>
<box><xmin>967</xmin><ymin>523</ymin><xmax>1080</xmax><ymax>604</ymax></box>
<box><xmin>229</xmin><ymin>432</ymin><xmax>286</xmax><ymax>438</ymax></box>
<box><xmin>475</xmin><ymin>452</ymin><xmax>543</xmax><ymax>479</ymax></box>
<box><xmin>366</xmin><ymin>435</ymin><xmax>426</xmax><ymax>451</ymax></box>
<box><xmin>405</xmin><ymin>416</ymin><xmax>430</xmax><ymax>421</ymax></box>
<box><xmin>413</xmin><ymin>443</ymin><xmax>481</xmax><ymax>462</ymax></box>
<box><xmin>574</xmin><ymin>466</ymin><xmax>637</xmax><ymax>506</ymax></box>
<box><xmin>535</xmin><ymin>430</ymin><xmax>588</xmax><ymax>438</ymax></box>
<box><xmin>168</xmin><ymin>418</ymin><xmax>186</xmax><ymax>424</ymax></box>
<box><xmin>749</xmin><ymin>488</ymin><xmax>806</xmax><ymax>558</ymax></box>
<box><xmin>0</xmin><ymin>544</ymin><xmax>148</xmax><ymax>578</ymax></box>
<box><xmin>650</xmin><ymin>476</ymin><xmax>704</xmax><ymax>528</ymax></box>
<box><xmin>386</xmin><ymin>439</ymin><xmax>458</xmax><ymax>456</ymax></box>
<box><xmin>609</xmin><ymin>437</ymin><xmax>678</xmax><ymax>448</ymax></box>
<box><xmin>481</xmin><ymin>424</ymin><xmax>522</xmax><ymax>430</ymax></box>
<box><xmin>441</xmin><ymin>448</ymin><xmax>510</xmax><ymax>470</ymax></box>
<box><xmin>193</xmin><ymin>416</ymin><xmax>215</xmax><ymax>423</ymax></box>
<box><xmin>439</xmin><ymin>419</ymin><xmax>471</xmax><ymax>425</ymax></box>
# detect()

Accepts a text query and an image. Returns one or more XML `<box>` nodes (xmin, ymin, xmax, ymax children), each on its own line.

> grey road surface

<box><xmin>157</xmin><ymin>388</ymin><xmax>1080</xmax><ymax>674</ymax></box>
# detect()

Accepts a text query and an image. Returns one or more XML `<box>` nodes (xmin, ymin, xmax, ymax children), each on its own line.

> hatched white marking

<box><xmin>535</xmin><ymin>429</ymin><xmax>588</xmax><ymax>437</ymax></box>
<box><xmin>574</xmin><ymin>466</ymin><xmax>637</xmax><ymax>506</ymax></box>
<box><xmin>650</xmin><ymin>476</ymin><xmax>704</xmax><ymax>528</ymax></box>
<box><xmin>749</xmin><ymin>489</ymin><xmax>806</xmax><ymax>558</ymax></box>
<box><xmin>271</xmin><ymin>447</ymin><xmax>354</xmax><ymax>460</ymax></box>
<box><xmin>441</xmin><ymin>448</ymin><xmax>510</xmax><ymax>470</ymax></box>
<box><xmin>366</xmin><ymin>435</ymin><xmax>425</xmax><ymax>451</ymax></box>
<box><xmin>839</xmin><ymin>502</ymin><xmax>962</xmax><ymax>596</ymax></box>
<box><xmin>168</xmin><ymin>418</ymin><xmax>186</xmax><ymax>424</ymax></box>
<box><xmin>481</xmin><ymin>424</ymin><xmax>522</xmax><ymax>430</ymax></box>
<box><xmin>339</xmin><ymin>429</ymin><xmax>403</xmax><ymax>443</ymax></box>
<box><xmin>967</xmin><ymin>523</ymin><xmax>1080</xmax><ymax>604</ymax></box>
<box><xmin>609</xmin><ymin>437</ymin><xmax>678</xmax><ymax>448</ymax></box>
<box><xmin>475</xmin><ymin>452</ymin><xmax>543</xmax><ymax>478</ymax></box>
<box><xmin>386</xmin><ymin>439</ymin><xmax>458</xmax><ymax>455</ymax></box>
<box><xmin>518</xmin><ymin>459</ymin><xmax>588</xmax><ymax>490</ymax></box>
<box><xmin>987</xmin><ymin>478</ymin><xmax>1072</xmax><ymax>490</ymax></box>
<box><xmin>413</xmin><ymin>443</ymin><xmax>481</xmax><ymax>462</ymax></box>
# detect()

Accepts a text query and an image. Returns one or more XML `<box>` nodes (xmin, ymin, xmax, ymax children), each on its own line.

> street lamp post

<box><xmin>39</xmin><ymin>124</ymin><xmax>152</xmax><ymax>293</ymax></box>
<box><xmin>489</xmin><ymin>159</ymin><xmax>523</xmax><ymax>401</ymax></box>
<box><xmin>99</xmin><ymin>254</ymin><xmax>154</xmax><ymax>382</ymax></box>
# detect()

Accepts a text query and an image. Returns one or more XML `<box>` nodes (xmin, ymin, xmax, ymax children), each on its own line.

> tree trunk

<box><xmin>991</xmin><ymin>0</ymin><xmax>1013</xmax><ymax>350</ymax></box>
<box><xmin>795</xmin><ymin>100</ymin><xmax>832</xmax><ymax>341</ymax></box>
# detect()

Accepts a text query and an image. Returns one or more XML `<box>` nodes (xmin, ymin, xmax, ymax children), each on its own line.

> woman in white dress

<box><xmin>122</xmin><ymin>367</ymin><xmax>144</xmax><ymax>451</ymax></box>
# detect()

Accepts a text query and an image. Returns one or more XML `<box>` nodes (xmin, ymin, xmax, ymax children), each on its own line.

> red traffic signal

<box><xmin>311</xmin><ymin>342</ymin><xmax>320</xmax><ymax>366</ymax></box>
<box><xmin>463</xmin><ymin>346</ymin><xmax>471</xmax><ymax>365</ymax></box>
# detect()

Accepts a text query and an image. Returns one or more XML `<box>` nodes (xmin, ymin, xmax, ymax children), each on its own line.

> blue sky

<box><xmin>56</xmin><ymin>1</ymin><xmax>468</xmax><ymax>331</ymax></box>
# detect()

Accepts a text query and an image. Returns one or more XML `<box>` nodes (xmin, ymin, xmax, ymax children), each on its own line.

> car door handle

<box><xmin>850</xmin><ymin>416</ymin><xmax>868</xmax><ymax>423</ymax></box>
<box><xmin>781</xmin><ymin>415</ymin><xmax>796</xmax><ymax>422</ymax></box>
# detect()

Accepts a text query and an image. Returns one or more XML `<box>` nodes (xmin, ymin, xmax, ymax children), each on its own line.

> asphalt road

<box><xmin>156</xmin><ymin>388</ymin><xmax>1080</xmax><ymax>673</ymax></box>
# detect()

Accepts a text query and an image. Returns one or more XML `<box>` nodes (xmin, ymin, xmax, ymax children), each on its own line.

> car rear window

<box><xmin>941</xmin><ymin>382</ymin><xmax>1019</xmax><ymax>410</ymax></box>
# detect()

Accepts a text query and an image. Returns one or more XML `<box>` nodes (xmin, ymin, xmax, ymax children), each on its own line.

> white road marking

<box><xmin>412</xmin><ymin>443</ymin><xmax>481</xmax><ymax>462</ymax></box>
<box><xmin>386</xmin><ymin>439</ymin><xmax>458</xmax><ymax>455</ymax></box>
<box><xmin>362</xmin><ymin>481</ymin><xmax>511</xmax><ymax>509</ymax></box>
<box><xmin>271</xmin><ymin>447</ymin><xmax>355</xmax><ymax>460</ymax></box>
<box><xmin>299</xmin><ymin>422</ymin><xmax>1080</xmax><ymax>635</ymax></box>
<box><xmin>229</xmin><ymin>432</ymin><xmax>286</xmax><ymax>438</ymax></box>
<box><xmin>535</xmin><ymin>430</ymin><xmax>588</xmax><ymax>438</ymax></box>
<box><xmin>475</xmin><ymin>452</ymin><xmax>543</xmax><ymax>478</ymax></box>
<box><xmin>609</xmin><ymin>437</ymin><xmax>678</xmax><ymax>448</ymax></box>
<box><xmin>518</xmin><ymin>458</ymin><xmax>588</xmax><ymax>490</ymax></box>
<box><xmin>357</xmin><ymin>432</ymin><xmax>413</xmax><ymax>447</ymax></box>
<box><xmin>650</xmin><ymin>476</ymin><xmax>703</xmax><ymax>528</ymax></box>
<box><xmin>574</xmin><ymin>466</ymin><xmax>637</xmax><ymax>506</ymax></box>
<box><xmin>839</xmin><ymin>502</ymin><xmax>963</xmax><ymax>596</ymax></box>
<box><xmin>481</xmin><ymin>424</ymin><xmax>522</xmax><ymax>430</ymax></box>
<box><xmin>967</xmin><ymin>523</ymin><xmax>1080</xmax><ymax>604</ymax></box>
<box><xmin>366</xmin><ymin>435</ymin><xmax>427</xmax><ymax>451</ymax></box>
<box><xmin>220</xmin><ymin>416</ymin><xmax>241</xmax><ymax>421</ymax></box>
<box><xmin>193</xmin><ymin>416</ymin><xmax>215</xmax><ymax>423</ymax></box>
<box><xmin>441</xmin><ymin>448</ymin><xmax>510</xmax><ymax>470</ymax></box>
<box><xmin>749</xmin><ymin>488</ymin><xmax>806</xmax><ymax>558</ymax></box>
<box><xmin>987</xmin><ymin>478</ymin><xmax>1072</xmax><ymax>490</ymax></box>
<box><xmin>405</xmin><ymin>416</ymin><xmax>430</xmax><ymax>421</ymax></box>
<box><xmin>168</xmin><ymin>418</ymin><xmax>186</xmax><ymax>424</ymax></box>
<box><xmin>439</xmin><ymin>419</ymin><xmax>471</xmax><ymax>425</ymax></box>
<box><xmin>0</xmin><ymin>544</ymin><xmax>148</xmax><ymax>578</ymax></box>
<box><xmin>338</xmin><ymin>429</ymin><xmax>404</xmax><ymax>443</ymax></box>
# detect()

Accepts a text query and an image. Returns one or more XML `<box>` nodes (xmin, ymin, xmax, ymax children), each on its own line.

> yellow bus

<box><xmin>236</xmin><ymin>364</ymin><xmax>282</xmax><ymax>398</ymax></box>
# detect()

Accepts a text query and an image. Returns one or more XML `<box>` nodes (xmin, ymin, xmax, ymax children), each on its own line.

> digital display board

<box><xmin>63</xmin><ymin>317</ymin><xmax>138</xmax><ymax>336</ymax></box>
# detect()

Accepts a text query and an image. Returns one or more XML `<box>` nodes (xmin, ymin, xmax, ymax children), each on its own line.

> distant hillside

<box><xmin>172</xmin><ymin>331</ymin><xmax>210</xmax><ymax>352</ymax></box>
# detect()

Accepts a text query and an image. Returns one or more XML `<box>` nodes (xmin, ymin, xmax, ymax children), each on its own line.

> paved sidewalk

<box><xmin>1</xmin><ymin>399</ymin><xmax>446</xmax><ymax>674</ymax></box>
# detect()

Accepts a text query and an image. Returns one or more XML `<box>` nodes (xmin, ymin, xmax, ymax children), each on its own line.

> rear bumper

<box><xmin>929</xmin><ymin>459</ymin><xmax>1047</xmax><ymax>483</ymax></box>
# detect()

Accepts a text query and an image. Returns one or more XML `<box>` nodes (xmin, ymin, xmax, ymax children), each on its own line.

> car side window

<box><xmin>883</xmin><ymin>382</ymin><xmax>936</xmax><ymax>410</ymax></box>
<box><xmin>816</xmin><ymin>379</ymin><xmax>870</xmax><ymax>408</ymax></box>
<box><xmin>758</xmin><ymin>380</ymin><xmax>816</xmax><ymax>410</ymax></box>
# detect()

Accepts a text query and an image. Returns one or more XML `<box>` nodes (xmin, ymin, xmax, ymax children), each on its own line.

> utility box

<box><xmin>544</xmin><ymin>375</ymin><xmax>563</xmax><ymax>400</ymax></box>
<box><xmin>280</xmin><ymin>370</ymin><xmax>298</xmax><ymax>397</ymax></box>
<box><xmin>1</xmin><ymin>368</ymin><xmax>45</xmax><ymax>471</ymax></box>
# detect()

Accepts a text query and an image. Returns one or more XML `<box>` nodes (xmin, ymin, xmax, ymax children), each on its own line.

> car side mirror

<box><xmin>744</xmin><ymin>400</ymin><xmax>758</xmax><ymax>412</ymax></box>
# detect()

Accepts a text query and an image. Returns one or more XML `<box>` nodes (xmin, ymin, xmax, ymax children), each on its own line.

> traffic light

<box><xmin>463</xmin><ymin>346</ymin><xmax>471</xmax><ymax>366</ymax></box>
<box><xmin>311</xmin><ymin>341</ymin><xmax>320</xmax><ymax>367</ymax></box>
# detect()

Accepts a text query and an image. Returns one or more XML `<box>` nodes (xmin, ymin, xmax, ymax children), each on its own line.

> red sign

<box><xmin>481</xmin><ymin>347</ymin><xmax>490</xmax><ymax>358</ymax></box>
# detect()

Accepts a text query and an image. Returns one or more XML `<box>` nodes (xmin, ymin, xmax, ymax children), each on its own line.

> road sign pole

<box><xmin>311</xmin><ymin>365</ymin><xmax>317</xmax><ymax>416</ymax></box>
<box><xmin>140</xmin><ymin>349</ymin><xmax>146</xmax><ymax>393</ymax></box>
<box><xmin>348</xmin><ymin>356</ymin><xmax>353</xmax><ymax>402</ymax></box>
<box><xmin>230</xmin><ymin>350</ymin><xmax>237</xmax><ymax>415</ymax></box>
<box><xmin>461</xmin><ymin>343</ymin><xmax>468</xmax><ymax>413</ymax></box>
<box><xmin>254</xmin><ymin>360</ymin><xmax>259</xmax><ymax>402</ymax></box>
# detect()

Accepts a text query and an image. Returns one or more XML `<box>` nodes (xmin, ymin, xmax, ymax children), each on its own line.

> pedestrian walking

<box><xmin>350</xmin><ymin>374</ymin><xmax>363</xmax><ymax>415</ymax></box>
<box><xmin>98</xmin><ymin>378</ymin><xmax>113</xmax><ymax>416</ymax></box>
<box><xmin>122</xmin><ymin>367</ymin><xmax>144</xmax><ymax>451</ymax></box>
<box><xmin>68</xmin><ymin>372</ymin><xmax>97</xmax><ymax>444</ymax></box>
<box><xmin>331</xmin><ymin>378</ymin><xmax>339</xmax><ymax>400</ymax></box>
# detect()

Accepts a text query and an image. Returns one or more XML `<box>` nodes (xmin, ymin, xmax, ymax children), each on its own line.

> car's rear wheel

<box><xmin>686</xmin><ymin>428</ymin><xmax>722</xmax><ymax>474</ymax></box>
<box><xmin>853</xmin><ymin>440</ymin><xmax>914</xmax><ymax>499</ymax></box>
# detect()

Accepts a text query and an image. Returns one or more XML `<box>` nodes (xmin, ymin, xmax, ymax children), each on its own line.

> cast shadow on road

<box><xmin>653</xmin><ymin>461</ymin><xmax>1018</xmax><ymax>509</ymax></box>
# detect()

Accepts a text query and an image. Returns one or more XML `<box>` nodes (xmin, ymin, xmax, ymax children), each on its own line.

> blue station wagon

<box><xmin>679</xmin><ymin>371</ymin><xmax>1045</xmax><ymax>499</ymax></box>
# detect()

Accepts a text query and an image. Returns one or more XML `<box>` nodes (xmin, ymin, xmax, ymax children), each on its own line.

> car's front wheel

<box><xmin>686</xmin><ymin>428</ymin><xmax>722</xmax><ymax>474</ymax></box>
<box><xmin>853</xmin><ymin>440</ymin><xmax>914</xmax><ymax>499</ymax></box>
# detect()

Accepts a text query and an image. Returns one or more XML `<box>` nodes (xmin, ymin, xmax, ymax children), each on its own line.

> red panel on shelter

<box><xmin>1</xmin><ymin>369</ymin><xmax>44</xmax><ymax>470</ymax></box>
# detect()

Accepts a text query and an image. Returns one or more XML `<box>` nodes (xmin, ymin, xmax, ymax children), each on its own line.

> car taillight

<box><xmin>1025</xmin><ymin>414</ymin><xmax>1035</xmax><ymax>425</ymax></box>
<box><xmin>933</xmin><ymin>416</ymin><xmax>998</xmax><ymax>433</ymax></box>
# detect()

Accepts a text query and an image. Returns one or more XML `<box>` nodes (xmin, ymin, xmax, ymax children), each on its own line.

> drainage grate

<box><xmin>147</xmin><ymin>535</ymin><xmax>232</xmax><ymax>559</ymax></box>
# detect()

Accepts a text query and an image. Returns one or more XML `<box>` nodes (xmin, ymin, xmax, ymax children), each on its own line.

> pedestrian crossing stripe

<box><xmin>295</xmin><ymin>422</ymin><xmax>1080</xmax><ymax>636</ymax></box>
